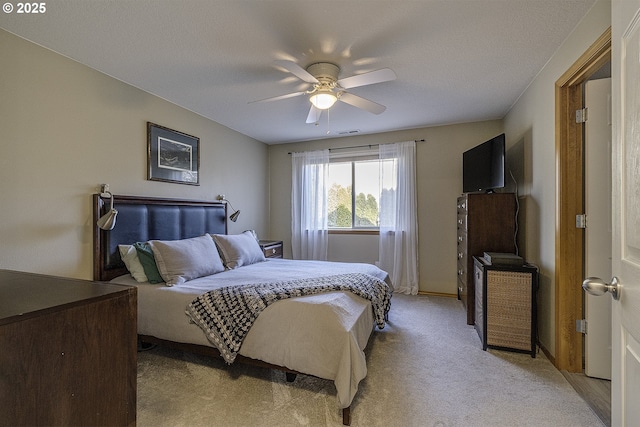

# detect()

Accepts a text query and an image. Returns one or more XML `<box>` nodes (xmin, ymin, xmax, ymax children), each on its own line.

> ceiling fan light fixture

<box><xmin>309</xmin><ymin>90</ymin><xmax>337</xmax><ymax>110</ymax></box>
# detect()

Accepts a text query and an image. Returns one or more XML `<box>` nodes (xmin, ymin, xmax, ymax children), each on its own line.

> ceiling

<box><xmin>0</xmin><ymin>0</ymin><xmax>597</xmax><ymax>144</ymax></box>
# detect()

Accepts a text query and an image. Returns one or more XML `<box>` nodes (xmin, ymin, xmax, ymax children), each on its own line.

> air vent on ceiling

<box><xmin>338</xmin><ymin>129</ymin><xmax>360</xmax><ymax>135</ymax></box>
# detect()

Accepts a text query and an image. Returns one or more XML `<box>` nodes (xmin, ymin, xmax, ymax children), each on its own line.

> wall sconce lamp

<box><xmin>97</xmin><ymin>184</ymin><xmax>118</xmax><ymax>230</ymax></box>
<box><xmin>216</xmin><ymin>195</ymin><xmax>240</xmax><ymax>222</ymax></box>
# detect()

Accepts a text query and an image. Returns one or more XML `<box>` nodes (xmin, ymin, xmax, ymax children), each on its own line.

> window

<box><xmin>327</xmin><ymin>157</ymin><xmax>394</xmax><ymax>230</ymax></box>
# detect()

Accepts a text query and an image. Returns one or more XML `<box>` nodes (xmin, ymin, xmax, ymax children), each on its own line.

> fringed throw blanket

<box><xmin>185</xmin><ymin>273</ymin><xmax>392</xmax><ymax>363</ymax></box>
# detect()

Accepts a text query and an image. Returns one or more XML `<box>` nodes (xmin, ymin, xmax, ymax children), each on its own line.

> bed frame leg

<box><xmin>285</xmin><ymin>372</ymin><xmax>297</xmax><ymax>382</ymax></box>
<box><xmin>342</xmin><ymin>406</ymin><xmax>351</xmax><ymax>426</ymax></box>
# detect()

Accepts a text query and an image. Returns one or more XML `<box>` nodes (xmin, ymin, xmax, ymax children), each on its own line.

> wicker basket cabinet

<box><xmin>473</xmin><ymin>256</ymin><xmax>538</xmax><ymax>357</ymax></box>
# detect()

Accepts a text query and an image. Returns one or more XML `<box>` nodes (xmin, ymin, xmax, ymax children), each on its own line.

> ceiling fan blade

<box><xmin>339</xmin><ymin>92</ymin><xmax>386</xmax><ymax>114</ymax></box>
<box><xmin>274</xmin><ymin>60</ymin><xmax>319</xmax><ymax>84</ymax></box>
<box><xmin>306</xmin><ymin>104</ymin><xmax>322</xmax><ymax>123</ymax></box>
<box><xmin>249</xmin><ymin>91</ymin><xmax>306</xmax><ymax>104</ymax></box>
<box><xmin>337</xmin><ymin>68</ymin><xmax>396</xmax><ymax>89</ymax></box>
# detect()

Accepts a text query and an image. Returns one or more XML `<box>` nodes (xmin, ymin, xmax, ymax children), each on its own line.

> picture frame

<box><xmin>147</xmin><ymin>122</ymin><xmax>200</xmax><ymax>185</ymax></box>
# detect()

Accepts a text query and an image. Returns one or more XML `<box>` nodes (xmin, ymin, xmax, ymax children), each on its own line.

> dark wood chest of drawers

<box><xmin>457</xmin><ymin>193</ymin><xmax>516</xmax><ymax>324</ymax></box>
<box><xmin>0</xmin><ymin>270</ymin><xmax>137</xmax><ymax>426</ymax></box>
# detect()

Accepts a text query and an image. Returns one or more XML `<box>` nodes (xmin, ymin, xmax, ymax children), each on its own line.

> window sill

<box><xmin>329</xmin><ymin>229</ymin><xmax>379</xmax><ymax>236</ymax></box>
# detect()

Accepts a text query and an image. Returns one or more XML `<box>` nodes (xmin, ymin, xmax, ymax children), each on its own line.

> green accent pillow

<box><xmin>133</xmin><ymin>242</ymin><xmax>164</xmax><ymax>284</ymax></box>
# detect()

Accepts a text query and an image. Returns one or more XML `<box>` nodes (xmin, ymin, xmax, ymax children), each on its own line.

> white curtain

<box><xmin>378</xmin><ymin>141</ymin><xmax>419</xmax><ymax>294</ymax></box>
<box><xmin>291</xmin><ymin>149</ymin><xmax>330</xmax><ymax>260</ymax></box>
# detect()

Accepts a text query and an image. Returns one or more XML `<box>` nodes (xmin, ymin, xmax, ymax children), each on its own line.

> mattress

<box><xmin>112</xmin><ymin>258</ymin><xmax>390</xmax><ymax>408</ymax></box>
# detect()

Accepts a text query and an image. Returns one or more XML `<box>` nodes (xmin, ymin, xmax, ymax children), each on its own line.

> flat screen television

<box><xmin>462</xmin><ymin>133</ymin><xmax>506</xmax><ymax>193</ymax></box>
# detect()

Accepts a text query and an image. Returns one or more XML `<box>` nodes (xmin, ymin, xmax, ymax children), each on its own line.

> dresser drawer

<box><xmin>457</xmin><ymin>257</ymin><xmax>467</xmax><ymax>286</ymax></box>
<box><xmin>457</xmin><ymin>231</ymin><xmax>467</xmax><ymax>253</ymax></box>
<box><xmin>457</xmin><ymin>277</ymin><xmax>465</xmax><ymax>300</ymax></box>
<box><xmin>457</xmin><ymin>213</ymin><xmax>467</xmax><ymax>232</ymax></box>
<box><xmin>457</xmin><ymin>196</ymin><xmax>468</xmax><ymax>214</ymax></box>
<box><xmin>259</xmin><ymin>240</ymin><xmax>283</xmax><ymax>259</ymax></box>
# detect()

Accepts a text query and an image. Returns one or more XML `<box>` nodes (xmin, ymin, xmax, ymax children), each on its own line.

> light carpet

<box><xmin>137</xmin><ymin>294</ymin><xmax>604</xmax><ymax>427</ymax></box>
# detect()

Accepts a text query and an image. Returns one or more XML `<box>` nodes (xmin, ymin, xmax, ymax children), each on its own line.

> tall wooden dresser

<box><xmin>457</xmin><ymin>193</ymin><xmax>516</xmax><ymax>324</ymax></box>
<box><xmin>0</xmin><ymin>270</ymin><xmax>137</xmax><ymax>426</ymax></box>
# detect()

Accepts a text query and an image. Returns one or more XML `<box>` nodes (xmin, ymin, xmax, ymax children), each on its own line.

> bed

<box><xmin>92</xmin><ymin>194</ymin><xmax>392</xmax><ymax>425</ymax></box>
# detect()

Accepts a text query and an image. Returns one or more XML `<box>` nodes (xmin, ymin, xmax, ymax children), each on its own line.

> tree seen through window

<box><xmin>328</xmin><ymin>159</ymin><xmax>385</xmax><ymax>228</ymax></box>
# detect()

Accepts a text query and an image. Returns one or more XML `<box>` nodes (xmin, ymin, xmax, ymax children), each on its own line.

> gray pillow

<box><xmin>211</xmin><ymin>231</ymin><xmax>266</xmax><ymax>269</ymax></box>
<box><xmin>149</xmin><ymin>235</ymin><xmax>225</xmax><ymax>286</ymax></box>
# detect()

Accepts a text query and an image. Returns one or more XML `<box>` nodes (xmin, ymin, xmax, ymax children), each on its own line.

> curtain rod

<box><xmin>288</xmin><ymin>139</ymin><xmax>425</xmax><ymax>155</ymax></box>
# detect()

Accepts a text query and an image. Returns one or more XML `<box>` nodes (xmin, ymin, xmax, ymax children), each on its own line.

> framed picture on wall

<box><xmin>147</xmin><ymin>122</ymin><xmax>200</xmax><ymax>185</ymax></box>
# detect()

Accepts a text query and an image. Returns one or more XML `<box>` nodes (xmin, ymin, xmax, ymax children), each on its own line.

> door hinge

<box><xmin>576</xmin><ymin>214</ymin><xmax>587</xmax><ymax>229</ymax></box>
<box><xmin>576</xmin><ymin>319</ymin><xmax>587</xmax><ymax>334</ymax></box>
<box><xmin>576</xmin><ymin>108</ymin><xmax>588</xmax><ymax>123</ymax></box>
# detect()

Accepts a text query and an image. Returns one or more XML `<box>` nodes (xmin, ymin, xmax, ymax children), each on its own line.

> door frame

<box><xmin>554</xmin><ymin>28</ymin><xmax>611</xmax><ymax>372</ymax></box>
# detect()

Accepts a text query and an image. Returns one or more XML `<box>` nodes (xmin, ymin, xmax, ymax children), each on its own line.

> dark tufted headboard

<box><xmin>93</xmin><ymin>194</ymin><xmax>227</xmax><ymax>281</ymax></box>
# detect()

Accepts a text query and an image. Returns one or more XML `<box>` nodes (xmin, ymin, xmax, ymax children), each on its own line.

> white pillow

<box><xmin>211</xmin><ymin>231</ymin><xmax>266</xmax><ymax>269</ymax></box>
<box><xmin>149</xmin><ymin>235</ymin><xmax>225</xmax><ymax>286</ymax></box>
<box><xmin>118</xmin><ymin>244</ymin><xmax>148</xmax><ymax>282</ymax></box>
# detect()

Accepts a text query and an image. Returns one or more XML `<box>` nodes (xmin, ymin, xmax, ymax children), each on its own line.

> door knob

<box><xmin>582</xmin><ymin>276</ymin><xmax>620</xmax><ymax>300</ymax></box>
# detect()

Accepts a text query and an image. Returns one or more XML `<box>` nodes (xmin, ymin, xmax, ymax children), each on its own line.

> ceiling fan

<box><xmin>252</xmin><ymin>60</ymin><xmax>396</xmax><ymax>124</ymax></box>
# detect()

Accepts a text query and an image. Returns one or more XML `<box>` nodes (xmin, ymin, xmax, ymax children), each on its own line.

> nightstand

<box><xmin>259</xmin><ymin>240</ymin><xmax>283</xmax><ymax>258</ymax></box>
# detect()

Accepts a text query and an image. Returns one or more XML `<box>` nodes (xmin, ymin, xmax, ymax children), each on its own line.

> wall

<box><xmin>0</xmin><ymin>29</ymin><xmax>269</xmax><ymax>280</ymax></box>
<box><xmin>268</xmin><ymin>120</ymin><xmax>503</xmax><ymax>295</ymax></box>
<box><xmin>1</xmin><ymin>0</ymin><xmax>612</xmax><ymax>352</ymax></box>
<box><xmin>502</xmin><ymin>0</ymin><xmax>611</xmax><ymax>356</ymax></box>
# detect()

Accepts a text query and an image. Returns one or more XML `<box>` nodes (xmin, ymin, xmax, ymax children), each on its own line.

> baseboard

<box><xmin>539</xmin><ymin>342</ymin><xmax>556</xmax><ymax>366</ymax></box>
<box><xmin>418</xmin><ymin>291</ymin><xmax>457</xmax><ymax>298</ymax></box>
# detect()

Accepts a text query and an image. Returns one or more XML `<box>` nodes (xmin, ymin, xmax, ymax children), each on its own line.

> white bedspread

<box><xmin>112</xmin><ymin>258</ymin><xmax>390</xmax><ymax>408</ymax></box>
